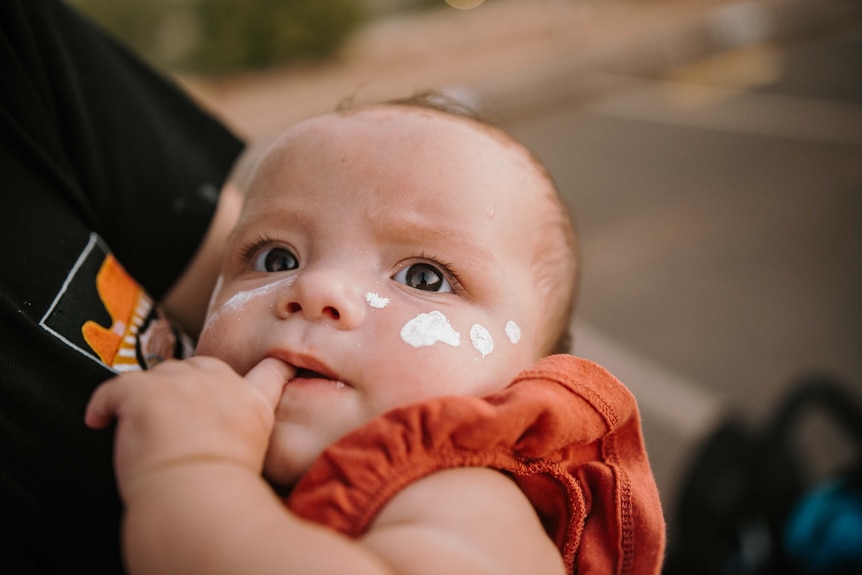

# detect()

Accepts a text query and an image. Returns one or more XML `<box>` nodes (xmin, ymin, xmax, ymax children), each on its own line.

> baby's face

<box><xmin>196</xmin><ymin>106</ymin><xmax>559</xmax><ymax>486</ymax></box>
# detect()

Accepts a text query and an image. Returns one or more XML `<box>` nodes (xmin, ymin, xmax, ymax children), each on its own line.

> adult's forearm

<box><xmin>161</xmin><ymin>182</ymin><xmax>244</xmax><ymax>337</ymax></box>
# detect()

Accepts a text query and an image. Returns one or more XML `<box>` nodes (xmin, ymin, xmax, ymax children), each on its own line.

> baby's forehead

<box><xmin>256</xmin><ymin>104</ymin><xmax>559</xmax><ymax>217</ymax></box>
<box><xmin>285</xmin><ymin>105</ymin><xmax>530</xmax><ymax>162</ymax></box>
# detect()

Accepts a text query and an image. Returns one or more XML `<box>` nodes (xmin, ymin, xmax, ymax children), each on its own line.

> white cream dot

<box><xmin>365</xmin><ymin>292</ymin><xmax>390</xmax><ymax>309</ymax></box>
<box><xmin>505</xmin><ymin>320</ymin><xmax>521</xmax><ymax>344</ymax></box>
<box><xmin>400</xmin><ymin>311</ymin><xmax>461</xmax><ymax>348</ymax></box>
<box><xmin>470</xmin><ymin>324</ymin><xmax>494</xmax><ymax>358</ymax></box>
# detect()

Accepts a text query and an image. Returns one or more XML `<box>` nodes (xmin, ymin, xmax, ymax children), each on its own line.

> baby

<box><xmin>86</xmin><ymin>94</ymin><xmax>665</xmax><ymax>574</ymax></box>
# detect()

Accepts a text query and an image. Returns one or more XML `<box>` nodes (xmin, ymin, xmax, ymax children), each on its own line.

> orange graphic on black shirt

<box><xmin>82</xmin><ymin>255</ymin><xmax>152</xmax><ymax>371</ymax></box>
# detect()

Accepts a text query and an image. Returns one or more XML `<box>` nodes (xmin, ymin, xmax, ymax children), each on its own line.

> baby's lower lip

<box><xmin>288</xmin><ymin>368</ymin><xmax>348</xmax><ymax>388</ymax></box>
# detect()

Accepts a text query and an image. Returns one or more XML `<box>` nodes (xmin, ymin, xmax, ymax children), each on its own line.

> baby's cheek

<box><xmin>197</xmin><ymin>302</ymin><xmax>232</xmax><ymax>351</ymax></box>
<box><xmin>193</xmin><ymin>321</ymin><xmax>222</xmax><ymax>357</ymax></box>
<box><xmin>396</xmin><ymin>310</ymin><xmax>521</xmax><ymax>362</ymax></box>
<box><xmin>390</xmin><ymin>311</ymin><xmax>521</xmax><ymax>396</ymax></box>
<box><xmin>194</xmin><ymin>310</ymin><xmax>242</xmax><ymax>364</ymax></box>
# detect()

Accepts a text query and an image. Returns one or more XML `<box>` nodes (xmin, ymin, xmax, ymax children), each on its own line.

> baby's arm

<box><xmin>86</xmin><ymin>358</ymin><xmax>565</xmax><ymax>575</ymax></box>
<box><xmin>361</xmin><ymin>466</ymin><xmax>566</xmax><ymax>574</ymax></box>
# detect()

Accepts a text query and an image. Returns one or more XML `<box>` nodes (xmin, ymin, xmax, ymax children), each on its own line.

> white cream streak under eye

<box><xmin>470</xmin><ymin>324</ymin><xmax>494</xmax><ymax>358</ymax></box>
<box><xmin>204</xmin><ymin>276</ymin><xmax>297</xmax><ymax>329</ymax></box>
<box><xmin>400</xmin><ymin>311</ymin><xmax>460</xmax><ymax>348</ymax></box>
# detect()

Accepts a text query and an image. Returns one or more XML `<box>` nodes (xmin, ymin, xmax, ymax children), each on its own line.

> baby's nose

<box><xmin>274</xmin><ymin>268</ymin><xmax>366</xmax><ymax>329</ymax></box>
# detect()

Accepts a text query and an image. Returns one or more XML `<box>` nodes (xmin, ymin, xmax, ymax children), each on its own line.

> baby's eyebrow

<box><xmin>383</xmin><ymin>219</ymin><xmax>495</xmax><ymax>267</ymax></box>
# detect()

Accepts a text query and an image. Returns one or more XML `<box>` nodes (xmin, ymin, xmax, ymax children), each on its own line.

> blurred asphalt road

<box><xmin>185</xmin><ymin>0</ymin><xmax>862</xmax><ymax>524</ymax></box>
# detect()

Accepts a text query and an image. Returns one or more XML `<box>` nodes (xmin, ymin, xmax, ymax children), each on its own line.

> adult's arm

<box><xmin>0</xmin><ymin>1</ymin><xmax>245</xmax><ymax>572</ymax></box>
<box><xmin>0</xmin><ymin>0</ymin><xmax>245</xmax><ymax>307</ymax></box>
<box><xmin>161</xmin><ymin>181</ymin><xmax>244</xmax><ymax>337</ymax></box>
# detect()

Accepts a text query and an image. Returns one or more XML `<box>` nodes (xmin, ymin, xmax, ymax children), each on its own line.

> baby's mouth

<box><xmin>293</xmin><ymin>367</ymin><xmax>329</xmax><ymax>380</ymax></box>
<box><xmin>269</xmin><ymin>350</ymin><xmax>350</xmax><ymax>388</ymax></box>
<box><xmin>288</xmin><ymin>366</ymin><xmax>349</xmax><ymax>388</ymax></box>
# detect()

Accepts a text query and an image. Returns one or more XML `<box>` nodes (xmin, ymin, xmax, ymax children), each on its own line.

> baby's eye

<box><xmin>393</xmin><ymin>262</ymin><xmax>453</xmax><ymax>293</ymax></box>
<box><xmin>253</xmin><ymin>247</ymin><xmax>299</xmax><ymax>273</ymax></box>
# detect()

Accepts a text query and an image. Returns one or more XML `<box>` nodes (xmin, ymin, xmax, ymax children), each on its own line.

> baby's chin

<box><xmin>261</xmin><ymin>438</ymin><xmax>321</xmax><ymax>494</ymax></box>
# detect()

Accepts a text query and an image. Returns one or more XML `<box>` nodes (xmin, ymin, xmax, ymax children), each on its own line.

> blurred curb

<box><xmin>477</xmin><ymin>0</ymin><xmax>862</xmax><ymax>123</ymax></box>
<box><xmin>187</xmin><ymin>0</ymin><xmax>862</xmax><ymax>176</ymax></box>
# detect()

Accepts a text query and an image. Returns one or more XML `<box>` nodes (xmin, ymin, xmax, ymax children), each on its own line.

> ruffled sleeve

<box><xmin>285</xmin><ymin>354</ymin><xmax>666</xmax><ymax>575</ymax></box>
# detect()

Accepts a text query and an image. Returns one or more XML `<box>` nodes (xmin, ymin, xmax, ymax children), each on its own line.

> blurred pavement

<box><xmin>184</xmin><ymin>0</ymin><xmax>862</xmax><ymax>523</ymax></box>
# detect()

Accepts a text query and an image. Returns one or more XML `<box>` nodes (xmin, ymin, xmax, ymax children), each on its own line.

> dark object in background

<box><xmin>663</xmin><ymin>375</ymin><xmax>862</xmax><ymax>575</ymax></box>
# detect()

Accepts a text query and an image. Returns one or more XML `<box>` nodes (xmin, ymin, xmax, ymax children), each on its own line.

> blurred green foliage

<box><xmin>191</xmin><ymin>0</ymin><xmax>365</xmax><ymax>73</ymax></box>
<box><xmin>70</xmin><ymin>0</ymin><xmax>367</xmax><ymax>74</ymax></box>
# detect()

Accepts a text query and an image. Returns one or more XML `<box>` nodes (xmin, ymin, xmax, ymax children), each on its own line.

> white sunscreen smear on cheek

<box><xmin>365</xmin><ymin>292</ymin><xmax>390</xmax><ymax>309</ymax></box>
<box><xmin>205</xmin><ymin>276</ymin><xmax>296</xmax><ymax>328</ymax></box>
<box><xmin>400</xmin><ymin>311</ymin><xmax>461</xmax><ymax>348</ymax></box>
<box><xmin>470</xmin><ymin>324</ymin><xmax>494</xmax><ymax>358</ymax></box>
<box><xmin>505</xmin><ymin>320</ymin><xmax>521</xmax><ymax>344</ymax></box>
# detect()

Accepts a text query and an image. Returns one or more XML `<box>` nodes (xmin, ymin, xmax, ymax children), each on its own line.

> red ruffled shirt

<box><xmin>285</xmin><ymin>354</ymin><xmax>666</xmax><ymax>574</ymax></box>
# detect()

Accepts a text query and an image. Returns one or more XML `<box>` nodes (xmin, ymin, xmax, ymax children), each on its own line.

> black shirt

<box><xmin>0</xmin><ymin>1</ymin><xmax>244</xmax><ymax>571</ymax></box>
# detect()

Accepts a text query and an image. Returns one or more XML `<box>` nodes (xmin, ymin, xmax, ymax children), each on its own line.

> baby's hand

<box><xmin>85</xmin><ymin>356</ymin><xmax>292</xmax><ymax>499</ymax></box>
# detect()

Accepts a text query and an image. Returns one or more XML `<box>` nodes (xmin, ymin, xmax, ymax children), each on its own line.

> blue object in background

<box><xmin>784</xmin><ymin>477</ymin><xmax>862</xmax><ymax>575</ymax></box>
